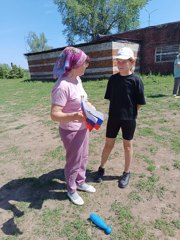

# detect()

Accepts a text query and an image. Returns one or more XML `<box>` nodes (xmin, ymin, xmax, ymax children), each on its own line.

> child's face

<box><xmin>116</xmin><ymin>59</ymin><xmax>134</xmax><ymax>75</ymax></box>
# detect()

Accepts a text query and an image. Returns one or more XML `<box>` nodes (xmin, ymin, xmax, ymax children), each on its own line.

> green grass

<box><xmin>46</xmin><ymin>146</ymin><xmax>65</xmax><ymax>160</ymax></box>
<box><xmin>154</xmin><ymin>219</ymin><xmax>177</xmax><ymax>237</ymax></box>
<box><xmin>135</xmin><ymin>174</ymin><xmax>167</xmax><ymax>200</ymax></box>
<box><xmin>136</xmin><ymin>174</ymin><xmax>159</xmax><ymax>193</ymax></box>
<box><xmin>170</xmin><ymin>137</ymin><xmax>180</xmax><ymax>154</ymax></box>
<box><xmin>14</xmin><ymin>124</ymin><xmax>27</xmax><ymax>130</ymax></box>
<box><xmin>0</xmin><ymin>75</ymin><xmax>179</xmax><ymax>240</ymax></box>
<box><xmin>128</xmin><ymin>190</ymin><xmax>142</xmax><ymax>202</ymax></box>
<box><xmin>173</xmin><ymin>160</ymin><xmax>180</xmax><ymax>169</ymax></box>
<box><xmin>147</xmin><ymin>165</ymin><xmax>156</xmax><ymax>172</ymax></box>
<box><xmin>0</xmin><ymin>79</ymin><xmax>52</xmax><ymax>118</ymax></box>
<box><xmin>61</xmin><ymin>218</ymin><xmax>92</xmax><ymax>240</ymax></box>
<box><xmin>111</xmin><ymin>202</ymin><xmax>146</xmax><ymax>239</ymax></box>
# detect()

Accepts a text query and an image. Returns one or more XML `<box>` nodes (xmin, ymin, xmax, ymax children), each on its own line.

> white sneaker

<box><xmin>77</xmin><ymin>183</ymin><xmax>96</xmax><ymax>193</ymax></box>
<box><xmin>67</xmin><ymin>191</ymin><xmax>84</xmax><ymax>205</ymax></box>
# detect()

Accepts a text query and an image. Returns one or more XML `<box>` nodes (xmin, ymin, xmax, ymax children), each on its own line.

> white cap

<box><xmin>115</xmin><ymin>47</ymin><xmax>135</xmax><ymax>60</ymax></box>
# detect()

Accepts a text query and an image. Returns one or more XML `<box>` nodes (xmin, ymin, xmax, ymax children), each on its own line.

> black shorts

<box><xmin>106</xmin><ymin>118</ymin><xmax>136</xmax><ymax>140</ymax></box>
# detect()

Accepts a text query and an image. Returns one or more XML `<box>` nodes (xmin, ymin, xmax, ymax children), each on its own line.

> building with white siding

<box><xmin>25</xmin><ymin>21</ymin><xmax>180</xmax><ymax>80</ymax></box>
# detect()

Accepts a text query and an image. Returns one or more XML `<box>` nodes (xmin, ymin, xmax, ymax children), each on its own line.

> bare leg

<box><xmin>100</xmin><ymin>138</ymin><xmax>116</xmax><ymax>168</ymax></box>
<box><xmin>123</xmin><ymin>139</ymin><xmax>133</xmax><ymax>172</ymax></box>
<box><xmin>95</xmin><ymin>137</ymin><xmax>116</xmax><ymax>182</ymax></box>
<box><xmin>118</xmin><ymin>139</ymin><xmax>133</xmax><ymax>188</ymax></box>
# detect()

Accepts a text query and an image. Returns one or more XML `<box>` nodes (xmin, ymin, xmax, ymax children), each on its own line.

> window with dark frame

<box><xmin>155</xmin><ymin>45</ymin><xmax>180</xmax><ymax>63</ymax></box>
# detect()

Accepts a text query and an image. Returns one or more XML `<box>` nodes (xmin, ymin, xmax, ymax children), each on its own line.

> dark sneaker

<box><xmin>118</xmin><ymin>172</ymin><xmax>130</xmax><ymax>188</ymax></box>
<box><xmin>95</xmin><ymin>167</ymin><xmax>105</xmax><ymax>182</ymax></box>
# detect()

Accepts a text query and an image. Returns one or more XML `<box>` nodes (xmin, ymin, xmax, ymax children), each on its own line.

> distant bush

<box><xmin>0</xmin><ymin>64</ymin><xmax>10</xmax><ymax>78</ymax></box>
<box><xmin>0</xmin><ymin>63</ymin><xmax>27</xmax><ymax>79</ymax></box>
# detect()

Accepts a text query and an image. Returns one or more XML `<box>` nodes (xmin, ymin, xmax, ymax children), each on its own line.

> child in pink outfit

<box><xmin>51</xmin><ymin>47</ymin><xmax>96</xmax><ymax>205</ymax></box>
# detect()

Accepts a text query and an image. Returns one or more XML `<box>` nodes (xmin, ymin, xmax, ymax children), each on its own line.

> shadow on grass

<box><xmin>22</xmin><ymin>78</ymin><xmax>55</xmax><ymax>83</ymax></box>
<box><xmin>0</xmin><ymin>168</ymin><xmax>119</xmax><ymax>236</ymax></box>
<box><xmin>86</xmin><ymin>169</ymin><xmax>119</xmax><ymax>182</ymax></box>
<box><xmin>146</xmin><ymin>94</ymin><xmax>168</xmax><ymax>98</ymax></box>
<box><xmin>0</xmin><ymin>169</ymin><xmax>66</xmax><ymax>236</ymax></box>
<box><xmin>22</xmin><ymin>78</ymin><xmax>106</xmax><ymax>83</ymax></box>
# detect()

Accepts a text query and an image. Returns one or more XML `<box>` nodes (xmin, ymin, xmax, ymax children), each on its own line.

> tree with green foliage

<box><xmin>0</xmin><ymin>64</ymin><xmax>10</xmax><ymax>78</ymax></box>
<box><xmin>54</xmin><ymin>0</ymin><xmax>150</xmax><ymax>44</ymax></box>
<box><xmin>0</xmin><ymin>63</ymin><xmax>25</xmax><ymax>79</ymax></box>
<box><xmin>26</xmin><ymin>32</ymin><xmax>52</xmax><ymax>53</ymax></box>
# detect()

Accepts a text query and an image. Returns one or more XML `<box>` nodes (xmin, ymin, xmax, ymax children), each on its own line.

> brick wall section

<box><xmin>97</xmin><ymin>21</ymin><xmax>180</xmax><ymax>74</ymax></box>
<box><xmin>26</xmin><ymin>41</ymin><xmax>140</xmax><ymax>80</ymax></box>
<box><xmin>118</xmin><ymin>25</ymin><xmax>179</xmax><ymax>74</ymax></box>
<box><xmin>25</xmin><ymin>21</ymin><xmax>179</xmax><ymax>79</ymax></box>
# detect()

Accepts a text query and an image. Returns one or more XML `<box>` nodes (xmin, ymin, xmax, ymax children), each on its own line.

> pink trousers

<box><xmin>59</xmin><ymin>127</ymin><xmax>89</xmax><ymax>193</ymax></box>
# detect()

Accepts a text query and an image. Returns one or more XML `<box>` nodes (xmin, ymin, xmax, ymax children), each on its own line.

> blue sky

<box><xmin>0</xmin><ymin>0</ymin><xmax>179</xmax><ymax>69</ymax></box>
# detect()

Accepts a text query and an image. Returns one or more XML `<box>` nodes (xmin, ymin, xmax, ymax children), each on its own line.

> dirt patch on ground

<box><xmin>0</xmin><ymin>112</ymin><xmax>179</xmax><ymax>239</ymax></box>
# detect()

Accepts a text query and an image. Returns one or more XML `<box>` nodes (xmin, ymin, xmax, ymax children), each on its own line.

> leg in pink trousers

<box><xmin>59</xmin><ymin>128</ymin><xmax>89</xmax><ymax>193</ymax></box>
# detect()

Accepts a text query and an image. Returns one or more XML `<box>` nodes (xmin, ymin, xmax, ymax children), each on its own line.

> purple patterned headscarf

<box><xmin>53</xmin><ymin>47</ymin><xmax>88</xmax><ymax>79</ymax></box>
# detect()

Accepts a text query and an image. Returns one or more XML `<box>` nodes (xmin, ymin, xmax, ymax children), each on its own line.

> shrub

<box><xmin>0</xmin><ymin>64</ymin><xmax>10</xmax><ymax>78</ymax></box>
<box><xmin>0</xmin><ymin>63</ymin><xmax>25</xmax><ymax>79</ymax></box>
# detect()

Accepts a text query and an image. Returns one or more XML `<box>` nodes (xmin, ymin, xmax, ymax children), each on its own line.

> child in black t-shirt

<box><xmin>95</xmin><ymin>47</ymin><xmax>146</xmax><ymax>188</ymax></box>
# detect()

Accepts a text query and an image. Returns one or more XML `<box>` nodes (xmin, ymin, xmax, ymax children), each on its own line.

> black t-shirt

<box><xmin>105</xmin><ymin>73</ymin><xmax>146</xmax><ymax>120</ymax></box>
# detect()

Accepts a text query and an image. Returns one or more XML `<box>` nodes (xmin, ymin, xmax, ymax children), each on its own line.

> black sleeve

<box><xmin>104</xmin><ymin>76</ymin><xmax>112</xmax><ymax>100</ymax></box>
<box><xmin>135</xmin><ymin>76</ymin><xmax>146</xmax><ymax>105</ymax></box>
